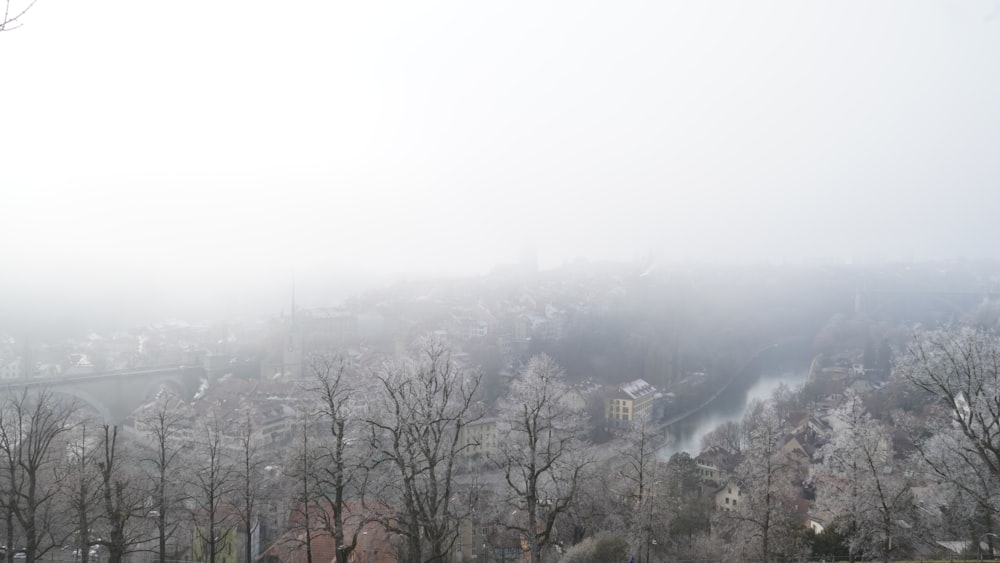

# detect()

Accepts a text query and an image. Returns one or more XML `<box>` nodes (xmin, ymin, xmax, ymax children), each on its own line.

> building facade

<box><xmin>605</xmin><ymin>379</ymin><xmax>656</xmax><ymax>427</ymax></box>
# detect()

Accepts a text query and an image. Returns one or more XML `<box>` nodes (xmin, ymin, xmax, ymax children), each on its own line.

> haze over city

<box><xmin>9</xmin><ymin>4</ymin><xmax>1000</xmax><ymax>562</ymax></box>
<box><xmin>4</xmin><ymin>1</ymin><xmax>1000</xmax><ymax>324</ymax></box>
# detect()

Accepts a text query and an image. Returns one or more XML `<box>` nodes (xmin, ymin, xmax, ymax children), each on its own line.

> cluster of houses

<box><xmin>693</xmin><ymin>411</ymin><xmax>831</xmax><ymax>520</ymax></box>
<box><xmin>680</xmin><ymin>361</ymin><xmax>977</xmax><ymax>560</ymax></box>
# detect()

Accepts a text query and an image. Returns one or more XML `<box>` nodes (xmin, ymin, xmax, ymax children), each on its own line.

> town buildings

<box><xmin>605</xmin><ymin>378</ymin><xmax>656</xmax><ymax>428</ymax></box>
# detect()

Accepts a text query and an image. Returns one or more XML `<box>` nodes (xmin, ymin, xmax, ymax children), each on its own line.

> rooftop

<box><xmin>619</xmin><ymin>378</ymin><xmax>655</xmax><ymax>400</ymax></box>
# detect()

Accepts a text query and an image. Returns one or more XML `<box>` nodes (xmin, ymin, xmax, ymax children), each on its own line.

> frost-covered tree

<box><xmin>896</xmin><ymin>327</ymin><xmax>1000</xmax><ymax>479</ymax></box>
<box><xmin>725</xmin><ymin>399</ymin><xmax>802</xmax><ymax>563</ymax></box>
<box><xmin>365</xmin><ymin>341</ymin><xmax>481</xmax><ymax>563</ymax></box>
<box><xmin>813</xmin><ymin>392</ymin><xmax>914</xmax><ymax>563</ymax></box>
<box><xmin>491</xmin><ymin>354</ymin><xmax>592</xmax><ymax>563</ymax></box>
<box><xmin>812</xmin><ymin>393</ymin><xmax>870</xmax><ymax>563</ymax></box>
<box><xmin>916</xmin><ymin>426</ymin><xmax>1000</xmax><ymax>556</ymax></box>
<box><xmin>601</xmin><ymin>413</ymin><xmax>657</xmax><ymax>559</ymax></box>
<box><xmin>895</xmin><ymin>326</ymin><xmax>1000</xmax><ymax>557</ymax></box>
<box><xmin>615</xmin><ymin>412</ymin><xmax>657</xmax><ymax>514</ymax></box>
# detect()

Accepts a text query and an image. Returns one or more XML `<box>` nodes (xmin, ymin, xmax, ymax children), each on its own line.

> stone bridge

<box><xmin>0</xmin><ymin>365</ymin><xmax>206</xmax><ymax>423</ymax></box>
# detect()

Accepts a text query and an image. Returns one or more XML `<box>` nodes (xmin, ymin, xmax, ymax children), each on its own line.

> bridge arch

<box><xmin>47</xmin><ymin>387</ymin><xmax>114</xmax><ymax>422</ymax></box>
<box><xmin>0</xmin><ymin>366</ymin><xmax>207</xmax><ymax>424</ymax></box>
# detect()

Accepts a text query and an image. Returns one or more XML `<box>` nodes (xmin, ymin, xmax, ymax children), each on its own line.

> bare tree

<box><xmin>0</xmin><ymin>397</ymin><xmax>15</xmax><ymax>563</ymax></box>
<box><xmin>309</xmin><ymin>355</ymin><xmax>370</xmax><ymax>563</ymax></box>
<box><xmin>233</xmin><ymin>409</ymin><xmax>264</xmax><ymax>563</ymax></box>
<box><xmin>188</xmin><ymin>409</ymin><xmax>237</xmax><ymax>563</ymax></box>
<box><xmin>491</xmin><ymin>354</ymin><xmax>592</xmax><ymax>563</ymax></box>
<box><xmin>285</xmin><ymin>410</ymin><xmax>319</xmax><ymax>563</ymax></box>
<box><xmin>365</xmin><ymin>341</ymin><xmax>481</xmax><ymax>563</ymax></box>
<box><xmin>96</xmin><ymin>425</ymin><xmax>149</xmax><ymax>563</ymax></box>
<box><xmin>1</xmin><ymin>0</ymin><xmax>38</xmax><ymax>33</ymax></box>
<box><xmin>138</xmin><ymin>392</ymin><xmax>185</xmax><ymax>563</ymax></box>
<box><xmin>63</xmin><ymin>421</ymin><xmax>102</xmax><ymax>563</ymax></box>
<box><xmin>558</xmin><ymin>532</ymin><xmax>628</xmax><ymax>563</ymax></box>
<box><xmin>0</xmin><ymin>389</ymin><xmax>78</xmax><ymax>563</ymax></box>
<box><xmin>700</xmin><ymin>420</ymin><xmax>743</xmax><ymax>455</ymax></box>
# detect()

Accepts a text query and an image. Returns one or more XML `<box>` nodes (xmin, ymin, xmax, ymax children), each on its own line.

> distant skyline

<box><xmin>4</xmin><ymin>1</ymin><xmax>1000</xmax><ymax>323</ymax></box>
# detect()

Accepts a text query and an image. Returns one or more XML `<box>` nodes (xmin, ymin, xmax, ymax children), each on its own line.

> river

<box><xmin>659</xmin><ymin>367</ymin><xmax>809</xmax><ymax>459</ymax></box>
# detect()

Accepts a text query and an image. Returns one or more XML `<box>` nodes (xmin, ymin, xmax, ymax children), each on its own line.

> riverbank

<box><xmin>655</xmin><ymin>340</ymin><xmax>814</xmax><ymax>457</ymax></box>
<box><xmin>658</xmin><ymin>369</ymin><xmax>741</xmax><ymax>430</ymax></box>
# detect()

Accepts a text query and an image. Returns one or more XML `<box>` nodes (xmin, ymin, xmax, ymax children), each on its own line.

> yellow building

<box><xmin>193</xmin><ymin>525</ymin><xmax>238</xmax><ymax>563</ymax></box>
<box><xmin>605</xmin><ymin>379</ymin><xmax>656</xmax><ymax>428</ymax></box>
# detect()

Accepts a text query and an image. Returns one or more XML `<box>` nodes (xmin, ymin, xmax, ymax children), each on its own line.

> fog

<box><xmin>3</xmin><ymin>1</ymin><xmax>1000</xmax><ymax>328</ymax></box>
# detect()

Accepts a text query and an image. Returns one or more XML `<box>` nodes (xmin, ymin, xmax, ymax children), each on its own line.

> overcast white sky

<box><xmin>3</xmin><ymin>1</ymin><xmax>1000</xmax><ymax>317</ymax></box>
